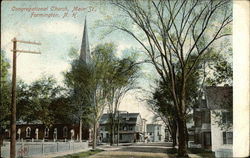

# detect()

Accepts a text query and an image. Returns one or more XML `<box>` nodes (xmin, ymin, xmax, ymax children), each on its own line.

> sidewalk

<box><xmin>188</xmin><ymin>154</ymin><xmax>202</xmax><ymax>158</ymax></box>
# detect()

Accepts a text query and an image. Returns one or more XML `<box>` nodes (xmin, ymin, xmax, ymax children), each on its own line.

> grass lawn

<box><xmin>165</xmin><ymin>148</ymin><xmax>215</xmax><ymax>158</ymax></box>
<box><xmin>188</xmin><ymin>148</ymin><xmax>215</xmax><ymax>158</ymax></box>
<box><xmin>89</xmin><ymin>151</ymin><xmax>173</xmax><ymax>158</ymax></box>
<box><xmin>55</xmin><ymin>149</ymin><xmax>104</xmax><ymax>158</ymax></box>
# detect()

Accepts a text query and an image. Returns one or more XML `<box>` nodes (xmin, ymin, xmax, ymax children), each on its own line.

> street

<box><xmin>89</xmin><ymin>142</ymin><xmax>174</xmax><ymax>158</ymax></box>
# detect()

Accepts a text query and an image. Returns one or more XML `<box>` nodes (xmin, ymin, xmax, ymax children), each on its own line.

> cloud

<box><xmin>37</xmin><ymin>20</ymin><xmax>82</xmax><ymax>35</ymax></box>
<box><xmin>116</xmin><ymin>42</ymin><xmax>132</xmax><ymax>57</ymax></box>
<box><xmin>119</xmin><ymin>91</ymin><xmax>154</xmax><ymax>122</ymax></box>
<box><xmin>1</xmin><ymin>30</ymin><xmax>20</xmax><ymax>55</ymax></box>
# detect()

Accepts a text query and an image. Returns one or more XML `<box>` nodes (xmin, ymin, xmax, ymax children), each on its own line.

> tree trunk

<box><xmin>0</xmin><ymin>134</ymin><xmax>3</xmax><ymax>158</ymax></box>
<box><xmin>92</xmin><ymin>121</ymin><xmax>97</xmax><ymax>150</ymax></box>
<box><xmin>109</xmin><ymin>114</ymin><xmax>114</xmax><ymax>146</ymax></box>
<box><xmin>177</xmin><ymin>116</ymin><xmax>189</xmax><ymax>157</ymax></box>
<box><xmin>185</xmin><ymin>123</ymin><xmax>189</xmax><ymax>148</ymax></box>
<box><xmin>79</xmin><ymin>119</ymin><xmax>82</xmax><ymax>142</ymax></box>
<box><xmin>112</xmin><ymin>123</ymin><xmax>114</xmax><ymax>145</ymax></box>
<box><xmin>117</xmin><ymin>112</ymin><xmax>120</xmax><ymax>146</ymax></box>
<box><xmin>172</xmin><ymin>130</ymin><xmax>177</xmax><ymax>148</ymax></box>
<box><xmin>110</xmin><ymin>124</ymin><xmax>114</xmax><ymax>146</ymax></box>
<box><xmin>171</xmin><ymin>121</ymin><xmax>177</xmax><ymax>148</ymax></box>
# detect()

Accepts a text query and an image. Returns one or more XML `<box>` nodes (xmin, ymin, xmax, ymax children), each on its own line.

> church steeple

<box><xmin>80</xmin><ymin>17</ymin><xmax>90</xmax><ymax>63</ymax></box>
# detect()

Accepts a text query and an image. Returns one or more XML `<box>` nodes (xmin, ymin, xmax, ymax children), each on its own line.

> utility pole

<box><xmin>10</xmin><ymin>38</ymin><xmax>41</xmax><ymax>158</ymax></box>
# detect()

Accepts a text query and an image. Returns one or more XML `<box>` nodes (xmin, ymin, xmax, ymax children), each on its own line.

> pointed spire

<box><xmin>80</xmin><ymin>17</ymin><xmax>90</xmax><ymax>63</ymax></box>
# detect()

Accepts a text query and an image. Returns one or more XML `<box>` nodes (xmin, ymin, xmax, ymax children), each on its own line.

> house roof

<box><xmin>99</xmin><ymin>112</ymin><xmax>141</xmax><ymax>125</ymax></box>
<box><xmin>205</xmin><ymin>86</ymin><xmax>232</xmax><ymax>110</ymax></box>
<box><xmin>16</xmin><ymin>120</ymin><xmax>43</xmax><ymax>125</ymax></box>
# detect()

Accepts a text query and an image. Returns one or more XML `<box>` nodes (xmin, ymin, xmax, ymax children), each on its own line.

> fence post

<box><xmin>42</xmin><ymin>140</ymin><xmax>44</xmax><ymax>155</ymax></box>
<box><xmin>21</xmin><ymin>138</ymin><xmax>24</xmax><ymax>157</ymax></box>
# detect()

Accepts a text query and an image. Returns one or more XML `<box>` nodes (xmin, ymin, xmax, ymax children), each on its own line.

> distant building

<box><xmin>146</xmin><ymin>124</ymin><xmax>163</xmax><ymax>142</ymax></box>
<box><xmin>3</xmin><ymin>121</ymin><xmax>89</xmax><ymax>141</ymax></box>
<box><xmin>99</xmin><ymin>111</ymin><xmax>144</xmax><ymax>143</ymax></box>
<box><xmin>205</xmin><ymin>86</ymin><xmax>233</xmax><ymax>157</ymax></box>
<box><xmin>164</xmin><ymin>127</ymin><xmax>172</xmax><ymax>142</ymax></box>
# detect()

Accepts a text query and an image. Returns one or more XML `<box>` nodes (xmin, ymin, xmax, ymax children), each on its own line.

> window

<box><xmin>45</xmin><ymin>128</ymin><xmax>49</xmax><ymax>138</ymax></box>
<box><xmin>119</xmin><ymin>134</ymin><xmax>122</xmax><ymax>140</ymax></box>
<box><xmin>202</xmin><ymin>111</ymin><xmax>211</xmax><ymax>123</ymax></box>
<box><xmin>123</xmin><ymin>126</ymin><xmax>127</xmax><ymax>131</ymax></box>
<box><xmin>194</xmin><ymin>133</ymin><xmax>201</xmax><ymax>144</ymax></box>
<box><xmin>26</xmin><ymin>127</ymin><xmax>31</xmax><ymax>137</ymax></box>
<box><xmin>204</xmin><ymin>132</ymin><xmax>211</xmax><ymax>146</ymax></box>
<box><xmin>223</xmin><ymin>132</ymin><xmax>233</xmax><ymax>144</ymax></box>
<box><xmin>222</xmin><ymin>112</ymin><xmax>232</xmax><ymax>124</ymax></box>
<box><xmin>195</xmin><ymin>111</ymin><xmax>202</xmax><ymax>126</ymax></box>
<box><xmin>63</xmin><ymin>126</ymin><xmax>68</xmax><ymax>138</ymax></box>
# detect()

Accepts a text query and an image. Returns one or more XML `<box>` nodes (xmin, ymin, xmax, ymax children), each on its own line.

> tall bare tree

<box><xmin>105</xmin><ymin>0</ymin><xmax>232</xmax><ymax>156</ymax></box>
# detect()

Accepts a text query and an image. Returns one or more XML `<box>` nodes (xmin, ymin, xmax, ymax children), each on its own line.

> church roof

<box><xmin>79</xmin><ymin>17</ymin><xmax>91</xmax><ymax>63</ymax></box>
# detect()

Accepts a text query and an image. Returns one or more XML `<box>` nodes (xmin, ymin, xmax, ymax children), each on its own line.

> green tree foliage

<box><xmin>148</xmin><ymin>64</ymin><xmax>200</xmax><ymax>147</ymax></box>
<box><xmin>0</xmin><ymin>50</ymin><xmax>11</xmax><ymax>155</ymax></box>
<box><xmin>16</xmin><ymin>76</ymin><xmax>69</xmax><ymax>127</ymax></box>
<box><xmin>64</xmin><ymin>43</ymin><xmax>122</xmax><ymax>149</ymax></box>
<box><xmin>148</xmin><ymin>49</ymin><xmax>232</xmax><ymax>147</ymax></box>
<box><xmin>106</xmin><ymin>51</ymin><xmax>140</xmax><ymax>146</ymax></box>
<box><xmin>0</xmin><ymin>50</ymin><xmax>11</xmax><ymax>131</ymax></box>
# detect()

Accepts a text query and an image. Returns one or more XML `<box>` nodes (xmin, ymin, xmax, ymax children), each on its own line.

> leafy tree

<box><xmin>16</xmin><ymin>76</ymin><xmax>65</xmax><ymax>127</ymax></box>
<box><xmin>106</xmin><ymin>52</ymin><xmax>140</xmax><ymax>146</ymax></box>
<box><xmin>49</xmin><ymin>95</ymin><xmax>74</xmax><ymax>124</ymax></box>
<box><xmin>148</xmin><ymin>64</ymin><xmax>200</xmax><ymax>148</ymax></box>
<box><xmin>103</xmin><ymin>1</ymin><xmax>232</xmax><ymax>156</ymax></box>
<box><xmin>0</xmin><ymin>50</ymin><xmax>11</xmax><ymax>157</ymax></box>
<box><xmin>64</xmin><ymin>43</ymin><xmax>119</xmax><ymax>149</ymax></box>
<box><xmin>148</xmin><ymin>83</ymin><xmax>178</xmax><ymax>148</ymax></box>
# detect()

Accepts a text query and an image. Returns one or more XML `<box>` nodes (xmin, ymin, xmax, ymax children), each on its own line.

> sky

<box><xmin>1</xmin><ymin>1</ymin><xmax>158</xmax><ymax>122</ymax></box>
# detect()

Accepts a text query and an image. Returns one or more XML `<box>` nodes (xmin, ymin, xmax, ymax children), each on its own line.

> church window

<box><xmin>63</xmin><ymin>126</ymin><xmax>68</xmax><ymax>138</ymax></box>
<box><xmin>45</xmin><ymin>128</ymin><xmax>49</xmax><ymax>138</ymax></box>
<box><xmin>26</xmin><ymin>127</ymin><xmax>31</xmax><ymax>137</ymax></box>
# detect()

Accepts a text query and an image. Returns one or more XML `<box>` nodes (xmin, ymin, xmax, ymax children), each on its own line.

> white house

<box><xmin>205</xmin><ymin>86</ymin><xmax>233</xmax><ymax>157</ymax></box>
<box><xmin>146</xmin><ymin>124</ymin><xmax>165</xmax><ymax>142</ymax></box>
